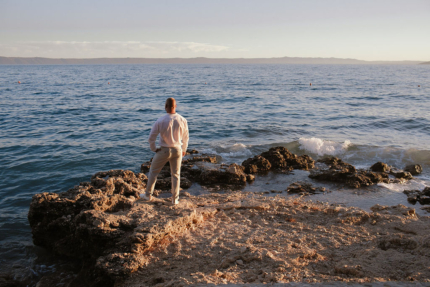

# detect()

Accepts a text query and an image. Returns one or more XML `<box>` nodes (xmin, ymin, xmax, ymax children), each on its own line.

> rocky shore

<box><xmin>25</xmin><ymin>147</ymin><xmax>430</xmax><ymax>286</ymax></box>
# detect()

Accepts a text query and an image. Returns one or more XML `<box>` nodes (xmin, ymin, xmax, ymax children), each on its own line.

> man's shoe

<box><xmin>172</xmin><ymin>198</ymin><xmax>179</xmax><ymax>205</ymax></box>
<box><xmin>140</xmin><ymin>194</ymin><xmax>152</xmax><ymax>201</ymax></box>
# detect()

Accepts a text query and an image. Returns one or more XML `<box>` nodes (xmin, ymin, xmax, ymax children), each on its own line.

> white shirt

<box><xmin>148</xmin><ymin>113</ymin><xmax>189</xmax><ymax>152</ymax></box>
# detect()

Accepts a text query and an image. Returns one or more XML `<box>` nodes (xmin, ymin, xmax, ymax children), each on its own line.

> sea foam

<box><xmin>299</xmin><ymin>137</ymin><xmax>351</xmax><ymax>156</ymax></box>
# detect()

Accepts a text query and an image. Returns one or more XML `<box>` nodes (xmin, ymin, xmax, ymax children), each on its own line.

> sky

<box><xmin>1</xmin><ymin>0</ymin><xmax>429</xmax><ymax>61</ymax></box>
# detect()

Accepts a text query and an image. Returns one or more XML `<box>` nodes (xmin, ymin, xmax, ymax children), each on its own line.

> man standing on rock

<box><xmin>140</xmin><ymin>98</ymin><xmax>189</xmax><ymax>205</ymax></box>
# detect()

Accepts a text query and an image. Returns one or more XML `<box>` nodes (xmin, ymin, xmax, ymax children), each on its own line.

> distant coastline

<box><xmin>0</xmin><ymin>56</ymin><xmax>426</xmax><ymax>65</ymax></box>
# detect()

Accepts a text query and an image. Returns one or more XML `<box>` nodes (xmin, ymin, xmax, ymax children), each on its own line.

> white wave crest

<box><xmin>299</xmin><ymin>137</ymin><xmax>351</xmax><ymax>156</ymax></box>
<box><xmin>201</xmin><ymin>143</ymin><xmax>252</xmax><ymax>161</ymax></box>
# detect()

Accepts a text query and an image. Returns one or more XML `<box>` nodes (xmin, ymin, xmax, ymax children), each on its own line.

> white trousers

<box><xmin>145</xmin><ymin>146</ymin><xmax>182</xmax><ymax>201</ymax></box>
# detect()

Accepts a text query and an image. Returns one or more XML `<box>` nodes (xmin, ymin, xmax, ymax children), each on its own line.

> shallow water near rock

<box><xmin>1</xmin><ymin>64</ymin><xmax>430</xmax><ymax>285</ymax></box>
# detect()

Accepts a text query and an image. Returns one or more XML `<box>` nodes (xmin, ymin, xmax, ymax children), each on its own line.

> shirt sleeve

<box><xmin>148</xmin><ymin>121</ymin><xmax>159</xmax><ymax>152</ymax></box>
<box><xmin>181</xmin><ymin>119</ymin><xmax>189</xmax><ymax>152</ymax></box>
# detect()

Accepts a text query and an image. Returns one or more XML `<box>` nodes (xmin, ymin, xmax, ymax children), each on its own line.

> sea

<box><xmin>1</xmin><ymin>64</ymin><xmax>429</xmax><ymax>284</ymax></box>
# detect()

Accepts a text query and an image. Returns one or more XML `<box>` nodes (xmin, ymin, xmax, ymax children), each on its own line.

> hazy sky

<box><xmin>1</xmin><ymin>0</ymin><xmax>429</xmax><ymax>61</ymax></box>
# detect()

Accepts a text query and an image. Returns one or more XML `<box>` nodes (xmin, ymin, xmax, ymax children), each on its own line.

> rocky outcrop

<box><xmin>260</xmin><ymin>147</ymin><xmax>315</xmax><ymax>170</ymax></box>
<box><xmin>370</xmin><ymin>162</ymin><xmax>390</xmax><ymax>173</ymax></box>
<box><xmin>140</xmin><ymin>153</ymin><xmax>253</xmax><ymax>189</ymax></box>
<box><xmin>309</xmin><ymin>157</ymin><xmax>390</xmax><ymax>188</ymax></box>
<box><xmin>242</xmin><ymin>155</ymin><xmax>271</xmax><ymax>173</ymax></box>
<box><xmin>241</xmin><ymin>146</ymin><xmax>315</xmax><ymax>174</ymax></box>
<box><xmin>404</xmin><ymin>187</ymin><xmax>430</xmax><ymax>205</ymax></box>
<box><xmin>27</xmin><ymin>169</ymin><xmax>222</xmax><ymax>286</ymax></box>
<box><xmin>405</xmin><ymin>164</ymin><xmax>423</xmax><ymax>175</ymax></box>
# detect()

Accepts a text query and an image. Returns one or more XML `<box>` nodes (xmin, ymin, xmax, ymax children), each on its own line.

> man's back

<box><xmin>148</xmin><ymin>113</ymin><xmax>188</xmax><ymax>152</ymax></box>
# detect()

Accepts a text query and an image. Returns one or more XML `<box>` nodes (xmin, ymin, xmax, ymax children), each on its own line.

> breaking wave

<box><xmin>298</xmin><ymin>137</ymin><xmax>351</xmax><ymax>156</ymax></box>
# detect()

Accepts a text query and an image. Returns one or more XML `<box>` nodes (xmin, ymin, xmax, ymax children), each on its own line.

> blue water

<box><xmin>1</xmin><ymin>64</ymin><xmax>430</xmax><ymax>282</ymax></box>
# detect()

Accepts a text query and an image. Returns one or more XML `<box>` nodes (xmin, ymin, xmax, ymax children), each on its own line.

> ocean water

<box><xmin>1</xmin><ymin>64</ymin><xmax>430</xmax><ymax>283</ymax></box>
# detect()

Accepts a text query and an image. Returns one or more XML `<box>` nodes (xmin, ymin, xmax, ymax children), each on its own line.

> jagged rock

<box><xmin>260</xmin><ymin>147</ymin><xmax>291</xmax><ymax>169</ymax></box>
<box><xmin>310</xmin><ymin>157</ymin><xmax>389</xmax><ymax>188</ymax></box>
<box><xmin>370</xmin><ymin>162</ymin><xmax>390</xmax><ymax>173</ymax></box>
<box><xmin>140</xmin><ymin>161</ymin><xmax>151</xmax><ymax>173</ymax></box>
<box><xmin>28</xmin><ymin>170</ymin><xmax>219</xmax><ymax>286</ymax></box>
<box><xmin>318</xmin><ymin>157</ymin><xmax>356</xmax><ymax>173</ymax></box>
<box><xmin>393</xmin><ymin>171</ymin><xmax>413</xmax><ymax>180</ymax></box>
<box><xmin>246</xmin><ymin>174</ymin><xmax>255</xmax><ymax>182</ymax></box>
<box><xmin>241</xmin><ymin>155</ymin><xmax>271</xmax><ymax>173</ymax></box>
<box><xmin>287</xmin><ymin>182</ymin><xmax>326</xmax><ymax>195</ymax></box>
<box><xmin>404</xmin><ymin>187</ymin><xmax>430</xmax><ymax>205</ymax></box>
<box><xmin>186</xmin><ymin>149</ymin><xmax>199</xmax><ymax>155</ymax></box>
<box><xmin>243</xmin><ymin>146</ymin><xmax>314</xmax><ymax>172</ymax></box>
<box><xmin>404</xmin><ymin>164</ymin><xmax>422</xmax><ymax>175</ymax></box>
<box><xmin>199</xmin><ymin>163</ymin><xmax>247</xmax><ymax>185</ymax></box>
<box><xmin>182</xmin><ymin>155</ymin><xmax>217</xmax><ymax>164</ymax></box>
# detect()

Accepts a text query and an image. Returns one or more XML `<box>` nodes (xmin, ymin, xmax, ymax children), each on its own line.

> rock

<box><xmin>310</xmin><ymin>157</ymin><xmax>390</xmax><ymax>188</ymax></box>
<box><xmin>287</xmin><ymin>182</ymin><xmax>326</xmax><ymax>195</ymax></box>
<box><xmin>393</xmin><ymin>171</ymin><xmax>413</xmax><ymax>180</ymax></box>
<box><xmin>246</xmin><ymin>174</ymin><xmax>255</xmax><ymax>182</ymax></box>
<box><xmin>199</xmin><ymin>163</ymin><xmax>247</xmax><ymax>186</ymax></box>
<box><xmin>183</xmin><ymin>155</ymin><xmax>217</xmax><ymax>164</ymax></box>
<box><xmin>405</xmin><ymin>164</ymin><xmax>422</xmax><ymax>175</ymax></box>
<box><xmin>186</xmin><ymin>149</ymin><xmax>199</xmax><ymax>155</ymax></box>
<box><xmin>242</xmin><ymin>146</ymin><xmax>314</xmax><ymax>172</ymax></box>
<box><xmin>370</xmin><ymin>162</ymin><xmax>390</xmax><ymax>173</ymax></box>
<box><xmin>404</xmin><ymin>187</ymin><xmax>430</xmax><ymax>205</ymax></box>
<box><xmin>28</xmin><ymin>172</ymin><xmax>218</xmax><ymax>286</ymax></box>
<box><xmin>318</xmin><ymin>157</ymin><xmax>356</xmax><ymax>173</ymax></box>
<box><xmin>242</xmin><ymin>155</ymin><xmax>271</xmax><ymax>174</ymax></box>
<box><xmin>140</xmin><ymin>162</ymin><xmax>151</xmax><ymax>173</ymax></box>
<box><xmin>260</xmin><ymin>147</ymin><xmax>288</xmax><ymax>169</ymax></box>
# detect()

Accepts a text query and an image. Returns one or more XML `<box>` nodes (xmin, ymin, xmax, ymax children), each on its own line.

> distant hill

<box><xmin>420</xmin><ymin>61</ymin><xmax>430</xmax><ymax>64</ymax></box>
<box><xmin>0</xmin><ymin>56</ymin><xmax>424</xmax><ymax>65</ymax></box>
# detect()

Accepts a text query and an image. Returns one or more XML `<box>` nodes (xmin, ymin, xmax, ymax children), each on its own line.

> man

<box><xmin>140</xmin><ymin>98</ymin><xmax>189</xmax><ymax>205</ymax></box>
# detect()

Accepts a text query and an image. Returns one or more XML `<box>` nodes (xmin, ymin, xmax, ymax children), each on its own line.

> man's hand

<box><xmin>155</xmin><ymin>148</ymin><xmax>161</xmax><ymax>153</ymax></box>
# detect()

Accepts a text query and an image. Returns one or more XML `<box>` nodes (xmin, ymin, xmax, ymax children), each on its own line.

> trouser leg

<box><xmin>169</xmin><ymin>147</ymin><xmax>182</xmax><ymax>202</ymax></box>
<box><xmin>145</xmin><ymin>148</ymin><xmax>169</xmax><ymax>196</ymax></box>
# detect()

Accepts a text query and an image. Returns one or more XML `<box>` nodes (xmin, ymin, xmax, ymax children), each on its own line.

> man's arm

<box><xmin>148</xmin><ymin>121</ymin><xmax>159</xmax><ymax>152</ymax></box>
<box><xmin>181</xmin><ymin>120</ymin><xmax>189</xmax><ymax>156</ymax></box>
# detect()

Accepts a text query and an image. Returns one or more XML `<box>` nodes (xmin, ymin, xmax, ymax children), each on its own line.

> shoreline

<box><xmin>22</xmin><ymin>147</ymin><xmax>430</xmax><ymax>286</ymax></box>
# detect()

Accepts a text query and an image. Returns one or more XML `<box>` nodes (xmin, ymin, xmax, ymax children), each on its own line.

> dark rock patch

<box><xmin>309</xmin><ymin>157</ymin><xmax>390</xmax><ymax>188</ymax></box>
<box><xmin>370</xmin><ymin>162</ymin><xmax>390</xmax><ymax>173</ymax></box>
<box><xmin>286</xmin><ymin>182</ymin><xmax>327</xmax><ymax>195</ymax></box>
<box><xmin>404</xmin><ymin>187</ymin><xmax>430</xmax><ymax>205</ymax></box>
<box><xmin>405</xmin><ymin>164</ymin><xmax>422</xmax><ymax>175</ymax></box>
<box><xmin>242</xmin><ymin>155</ymin><xmax>271</xmax><ymax>174</ymax></box>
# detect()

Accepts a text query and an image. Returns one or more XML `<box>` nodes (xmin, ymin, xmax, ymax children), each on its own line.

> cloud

<box><xmin>0</xmin><ymin>41</ymin><xmax>230</xmax><ymax>58</ymax></box>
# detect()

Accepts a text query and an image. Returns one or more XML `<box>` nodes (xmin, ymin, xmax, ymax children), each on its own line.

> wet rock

<box><xmin>370</xmin><ymin>162</ymin><xmax>390</xmax><ymax>173</ymax></box>
<box><xmin>310</xmin><ymin>157</ymin><xmax>389</xmax><ymax>188</ymax></box>
<box><xmin>199</xmin><ymin>163</ymin><xmax>247</xmax><ymax>185</ymax></box>
<box><xmin>242</xmin><ymin>155</ymin><xmax>271</xmax><ymax>174</ymax></box>
<box><xmin>186</xmin><ymin>149</ymin><xmax>199</xmax><ymax>155</ymax></box>
<box><xmin>260</xmin><ymin>147</ymin><xmax>288</xmax><ymax>169</ymax></box>
<box><xmin>393</xmin><ymin>171</ymin><xmax>413</xmax><ymax>180</ymax></box>
<box><xmin>404</xmin><ymin>164</ymin><xmax>422</xmax><ymax>176</ymax></box>
<box><xmin>404</xmin><ymin>187</ymin><xmax>430</xmax><ymax>205</ymax></box>
<box><xmin>242</xmin><ymin>146</ymin><xmax>314</xmax><ymax>173</ymax></box>
<box><xmin>183</xmin><ymin>155</ymin><xmax>217</xmax><ymax>164</ymax></box>
<box><xmin>287</xmin><ymin>182</ymin><xmax>326</xmax><ymax>195</ymax></box>
<box><xmin>318</xmin><ymin>157</ymin><xmax>356</xmax><ymax>173</ymax></box>
<box><xmin>246</xmin><ymin>174</ymin><xmax>255</xmax><ymax>182</ymax></box>
<box><xmin>260</xmin><ymin>146</ymin><xmax>314</xmax><ymax>170</ymax></box>
<box><xmin>140</xmin><ymin>161</ymin><xmax>151</xmax><ymax>173</ymax></box>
